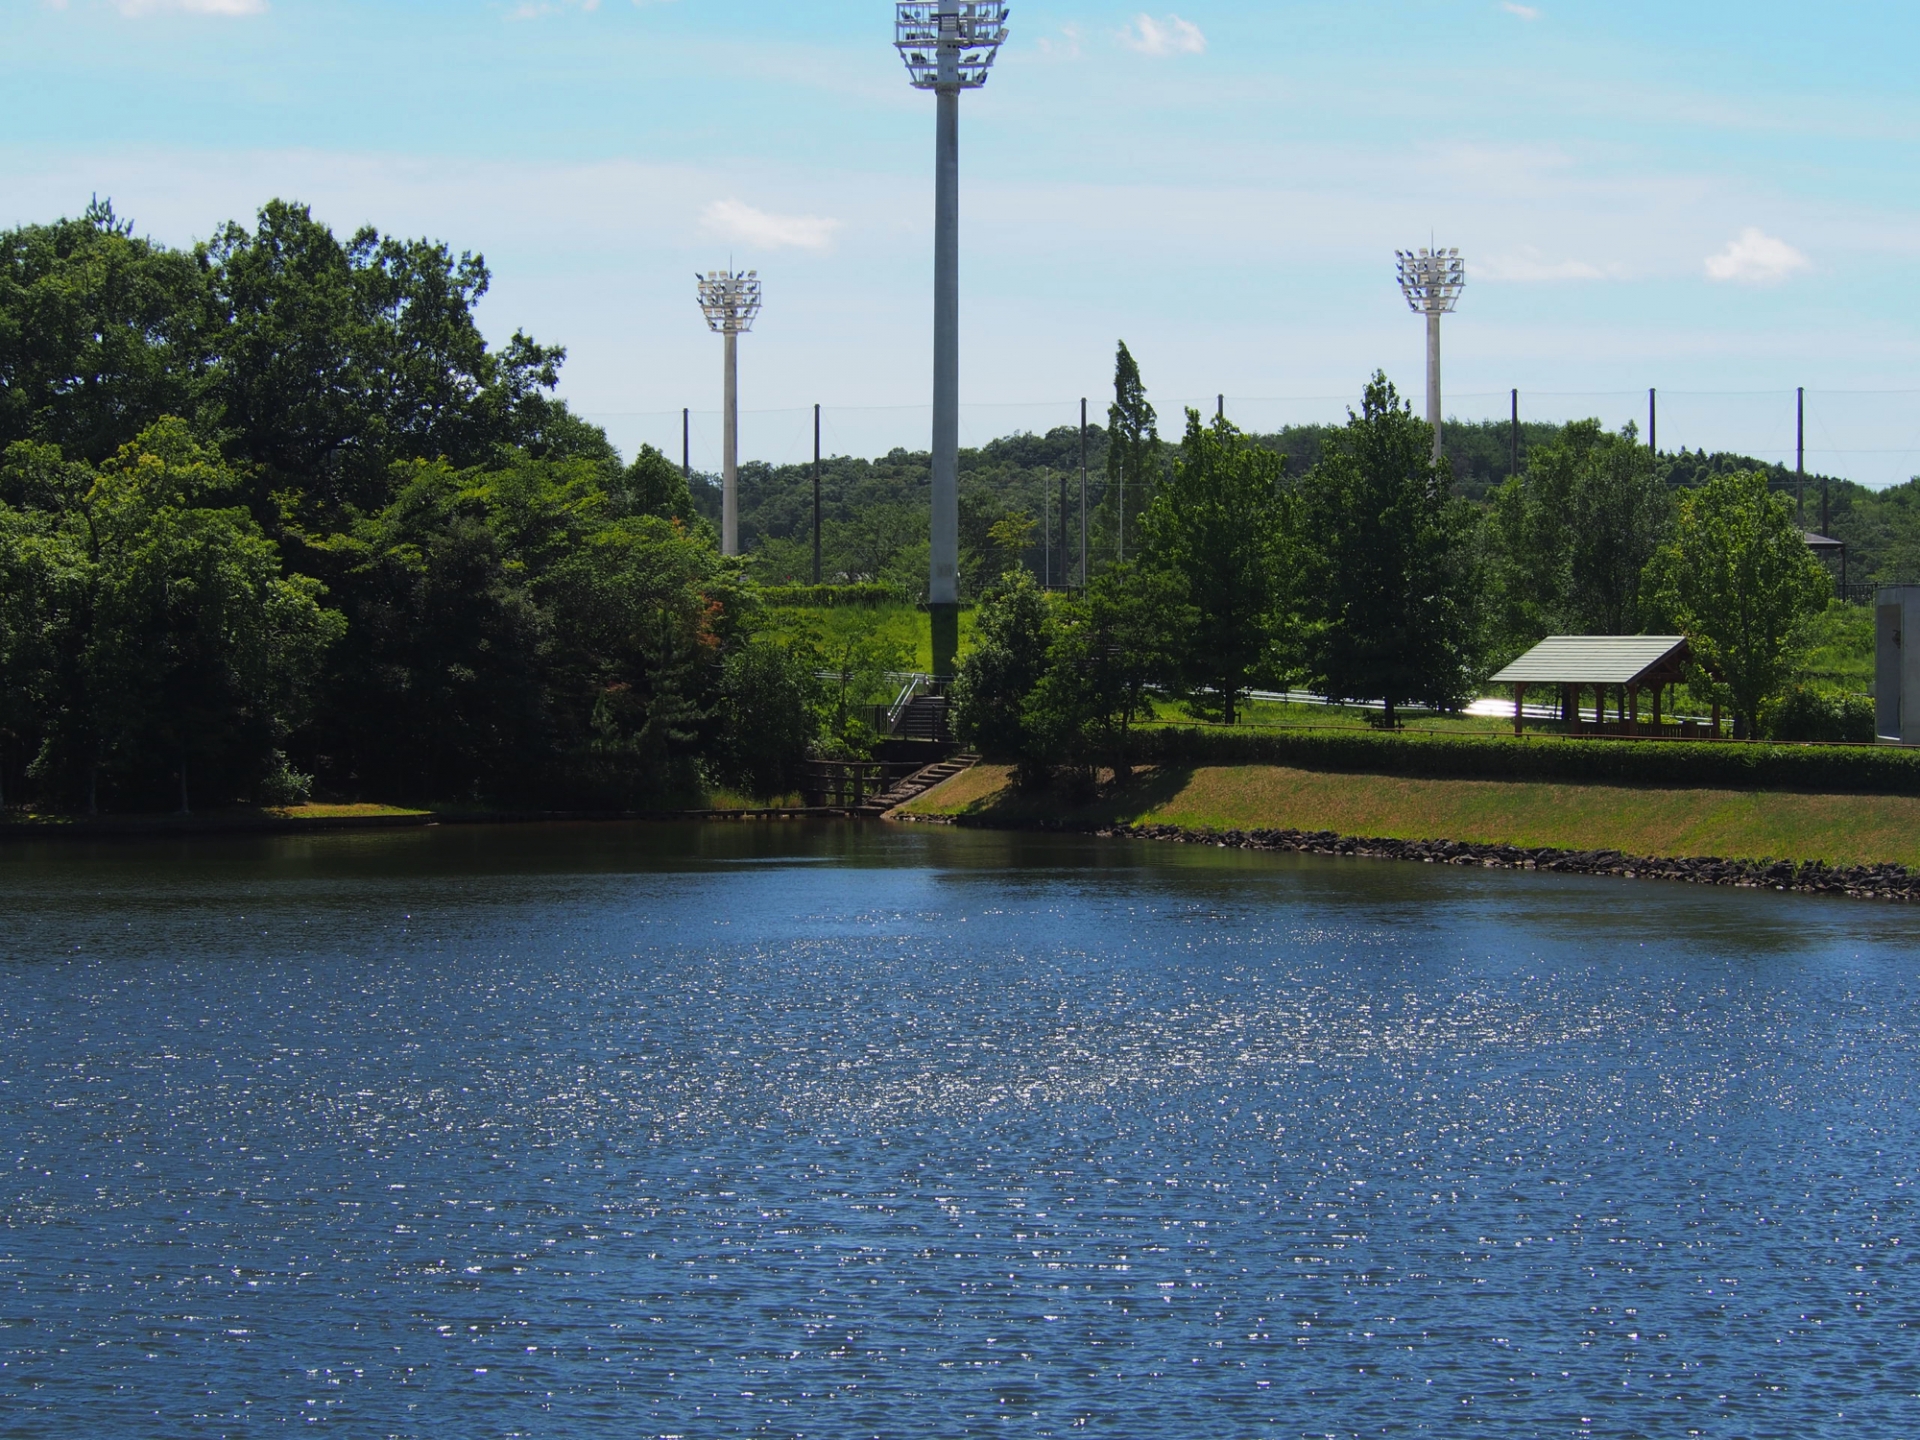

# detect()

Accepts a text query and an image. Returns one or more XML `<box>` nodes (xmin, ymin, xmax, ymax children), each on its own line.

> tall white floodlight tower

<box><xmin>696</xmin><ymin>268</ymin><xmax>762</xmax><ymax>556</ymax></box>
<box><xmin>897</xmin><ymin>0</ymin><xmax>1009</xmax><ymax>679</ymax></box>
<box><xmin>1395</xmin><ymin>247</ymin><xmax>1465</xmax><ymax>462</ymax></box>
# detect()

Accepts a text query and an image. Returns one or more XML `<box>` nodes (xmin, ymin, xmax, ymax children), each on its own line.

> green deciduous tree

<box><xmin>623</xmin><ymin>443</ymin><xmax>697</xmax><ymax>524</ymax></box>
<box><xmin>1644</xmin><ymin>469</ymin><xmax>1831</xmax><ymax>738</ymax></box>
<box><xmin>951</xmin><ymin>570</ymin><xmax>1054</xmax><ymax>776</ymax></box>
<box><xmin>0</xmin><ymin>200</ymin><xmax>212</xmax><ymax>465</ymax></box>
<box><xmin>2</xmin><ymin>420</ymin><xmax>342</xmax><ymax>810</ymax></box>
<box><xmin>1142</xmin><ymin>410</ymin><xmax>1290</xmax><ymax>724</ymax></box>
<box><xmin>711</xmin><ymin>640</ymin><xmax>821</xmax><ymax>798</ymax></box>
<box><xmin>1298</xmin><ymin>373</ymin><xmax>1480</xmax><ymax>725</ymax></box>
<box><xmin>311</xmin><ymin>453</ymin><xmax>743</xmax><ymax>805</ymax></box>
<box><xmin>1485</xmin><ymin>420</ymin><xmax>1670</xmax><ymax>652</ymax></box>
<box><xmin>1025</xmin><ymin>561</ymin><xmax>1188</xmax><ymax>781</ymax></box>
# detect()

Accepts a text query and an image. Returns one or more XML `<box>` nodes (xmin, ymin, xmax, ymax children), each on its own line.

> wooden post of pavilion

<box><xmin>1513</xmin><ymin>683</ymin><xmax>1526</xmax><ymax>736</ymax></box>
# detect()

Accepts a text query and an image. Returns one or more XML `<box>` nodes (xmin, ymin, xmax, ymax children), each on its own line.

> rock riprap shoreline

<box><xmin>929</xmin><ymin>814</ymin><xmax>1920</xmax><ymax>903</ymax></box>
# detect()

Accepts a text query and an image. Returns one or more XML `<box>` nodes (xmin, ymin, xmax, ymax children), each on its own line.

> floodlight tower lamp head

<box><xmin>696</xmin><ymin>269</ymin><xmax>762</xmax><ymax>335</ymax></box>
<box><xmin>896</xmin><ymin>1</ymin><xmax>1010</xmax><ymax>89</ymax></box>
<box><xmin>1395</xmin><ymin>246</ymin><xmax>1466</xmax><ymax>315</ymax></box>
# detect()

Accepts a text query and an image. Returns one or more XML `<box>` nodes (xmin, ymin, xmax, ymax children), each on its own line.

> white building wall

<box><xmin>1875</xmin><ymin>585</ymin><xmax>1920</xmax><ymax>744</ymax></box>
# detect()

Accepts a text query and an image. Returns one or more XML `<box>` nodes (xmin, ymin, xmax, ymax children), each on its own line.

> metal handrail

<box><xmin>887</xmin><ymin>673</ymin><xmax>933</xmax><ymax>731</ymax></box>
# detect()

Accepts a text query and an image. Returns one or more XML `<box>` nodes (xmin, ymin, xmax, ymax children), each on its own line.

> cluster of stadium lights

<box><xmin>694</xmin><ymin>4</ymin><xmax>1459</xmax><ymax>611</ymax></box>
<box><xmin>695</xmin><ymin>269</ymin><xmax>762</xmax><ymax>557</ymax></box>
<box><xmin>1396</xmin><ymin>246</ymin><xmax>1465</xmax><ymax>460</ymax></box>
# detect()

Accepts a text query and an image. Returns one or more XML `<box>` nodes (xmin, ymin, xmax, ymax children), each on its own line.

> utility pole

<box><xmin>696</xmin><ymin>269</ymin><xmax>762</xmax><ymax>556</ymax></box>
<box><xmin>1216</xmin><ymin>394</ymin><xmax>1224</xmax><ymax>422</ymax></box>
<box><xmin>1648</xmin><ymin>387</ymin><xmax>1656</xmax><ymax>455</ymax></box>
<box><xmin>896</xmin><ymin>0</ymin><xmax>1007</xmax><ymax>678</ymax></box>
<box><xmin>1796</xmin><ymin>386</ymin><xmax>1805</xmax><ymax>525</ymax></box>
<box><xmin>812</xmin><ymin>403</ymin><xmax>823</xmax><ymax>584</ymax></box>
<box><xmin>1509</xmin><ymin>388</ymin><xmax>1519</xmax><ymax>477</ymax></box>
<box><xmin>1396</xmin><ymin>247</ymin><xmax>1466</xmax><ymax>463</ymax></box>
<box><xmin>1079</xmin><ymin>397</ymin><xmax>1088</xmax><ymax>589</ymax></box>
<box><xmin>682</xmin><ymin>407</ymin><xmax>689</xmax><ymax>479</ymax></box>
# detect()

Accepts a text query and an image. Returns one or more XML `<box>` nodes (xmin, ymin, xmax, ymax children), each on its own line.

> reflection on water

<box><xmin>1</xmin><ymin>822</ymin><xmax>1916</xmax><ymax>1436</ymax></box>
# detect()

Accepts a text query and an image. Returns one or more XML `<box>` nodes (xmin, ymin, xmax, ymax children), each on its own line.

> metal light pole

<box><xmin>696</xmin><ymin>268</ymin><xmax>762</xmax><ymax>556</ymax></box>
<box><xmin>897</xmin><ymin>0</ymin><xmax>1008</xmax><ymax>679</ymax></box>
<box><xmin>1395</xmin><ymin>247</ymin><xmax>1465</xmax><ymax>462</ymax></box>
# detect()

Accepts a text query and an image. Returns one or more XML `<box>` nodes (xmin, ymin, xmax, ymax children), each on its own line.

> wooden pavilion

<box><xmin>1490</xmin><ymin>635</ymin><xmax>1717</xmax><ymax>738</ymax></box>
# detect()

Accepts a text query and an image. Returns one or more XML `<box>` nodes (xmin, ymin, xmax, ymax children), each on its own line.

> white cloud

<box><xmin>1117</xmin><ymin>14</ymin><xmax>1205</xmax><ymax>57</ymax></box>
<box><xmin>1704</xmin><ymin>227</ymin><xmax>1810</xmax><ymax>285</ymax></box>
<box><xmin>115</xmin><ymin>0</ymin><xmax>267</xmax><ymax>13</ymax></box>
<box><xmin>700</xmin><ymin>199</ymin><xmax>840</xmax><ymax>252</ymax></box>
<box><xmin>1502</xmin><ymin>3</ymin><xmax>1540</xmax><ymax>19</ymax></box>
<box><xmin>1035</xmin><ymin>24</ymin><xmax>1084</xmax><ymax>60</ymax></box>
<box><xmin>1474</xmin><ymin>246</ymin><xmax>1610</xmax><ymax>282</ymax></box>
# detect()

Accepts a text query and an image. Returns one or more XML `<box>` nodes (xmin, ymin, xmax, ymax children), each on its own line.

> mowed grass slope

<box><xmin>901</xmin><ymin>763</ymin><xmax>1920</xmax><ymax>868</ymax></box>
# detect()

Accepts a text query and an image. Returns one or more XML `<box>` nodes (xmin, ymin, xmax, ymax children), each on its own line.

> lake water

<box><xmin>1</xmin><ymin>822</ymin><xmax>1916</xmax><ymax>1437</ymax></box>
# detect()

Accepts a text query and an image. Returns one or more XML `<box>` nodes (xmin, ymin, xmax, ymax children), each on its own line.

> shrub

<box><xmin>1132</xmin><ymin>725</ymin><xmax>1920</xmax><ymax>795</ymax></box>
<box><xmin>1765</xmin><ymin>685</ymin><xmax>1875</xmax><ymax>744</ymax></box>
<box><xmin>762</xmin><ymin>582</ymin><xmax>900</xmax><ymax>608</ymax></box>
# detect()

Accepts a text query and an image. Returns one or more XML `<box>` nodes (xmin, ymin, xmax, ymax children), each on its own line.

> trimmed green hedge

<box><xmin>761</xmin><ymin>582</ymin><xmax>904</xmax><ymax>608</ymax></box>
<box><xmin>1132</xmin><ymin>725</ymin><xmax>1920</xmax><ymax>796</ymax></box>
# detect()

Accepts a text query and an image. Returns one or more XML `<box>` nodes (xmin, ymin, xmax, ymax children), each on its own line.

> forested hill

<box><xmin>717</xmin><ymin>416</ymin><xmax>1918</xmax><ymax>592</ymax></box>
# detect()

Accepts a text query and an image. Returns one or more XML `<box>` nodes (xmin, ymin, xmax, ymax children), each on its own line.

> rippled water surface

<box><xmin>2</xmin><ymin>822</ymin><xmax>1918</xmax><ymax>1437</ymax></box>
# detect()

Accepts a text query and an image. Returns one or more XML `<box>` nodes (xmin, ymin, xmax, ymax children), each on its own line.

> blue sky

<box><xmin>5</xmin><ymin>0</ymin><xmax>1919</xmax><ymax>483</ymax></box>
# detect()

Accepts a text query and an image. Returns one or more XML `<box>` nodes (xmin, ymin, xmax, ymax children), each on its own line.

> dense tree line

<box><xmin>0</xmin><ymin>200</ymin><xmax>1886</xmax><ymax>809</ymax></box>
<box><xmin>728</xmin><ymin>380</ymin><xmax>1917</xmax><ymax>608</ymax></box>
<box><xmin>0</xmin><ymin>199</ymin><xmax>817</xmax><ymax>810</ymax></box>
<box><xmin>952</xmin><ymin>358</ymin><xmax>1849</xmax><ymax>774</ymax></box>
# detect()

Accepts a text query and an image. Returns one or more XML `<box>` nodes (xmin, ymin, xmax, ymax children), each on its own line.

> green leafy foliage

<box><xmin>1484</xmin><ymin>419</ymin><xmax>1670</xmax><ymax>655</ymax></box>
<box><xmin>0</xmin><ymin>200</ymin><xmax>822</xmax><ymax>813</ymax></box>
<box><xmin>711</xmin><ymin>640</ymin><xmax>821</xmax><ymax>797</ymax></box>
<box><xmin>950</xmin><ymin>571</ymin><xmax>1054</xmax><ymax>778</ymax></box>
<box><xmin>1645</xmin><ymin>470</ymin><xmax>1833</xmax><ymax>737</ymax></box>
<box><xmin>1</xmin><ymin>421</ymin><xmax>342</xmax><ymax>810</ymax></box>
<box><xmin>1140</xmin><ymin>410</ymin><xmax>1290</xmax><ymax>724</ymax></box>
<box><xmin>1134</xmin><ymin>724</ymin><xmax>1920</xmax><ymax>795</ymax></box>
<box><xmin>1023</xmin><ymin>561</ymin><xmax>1187</xmax><ymax>781</ymax></box>
<box><xmin>1764</xmin><ymin>684</ymin><xmax>1875</xmax><ymax>744</ymax></box>
<box><xmin>1297</xmin><ymin>373</ymin><xmax>1480</xmax><ymax>724</ymax></box>
<box><xmin>1097</xmin><ymin>341</ymin><xmax>1159</xmax><ymax>564</ymax></box>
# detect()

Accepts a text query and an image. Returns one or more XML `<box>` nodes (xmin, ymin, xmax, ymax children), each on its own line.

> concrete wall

<box><xmin>1876</xmin><ymin>585</ymin><xmax>1920</xmax><ymax>744</ymax></box>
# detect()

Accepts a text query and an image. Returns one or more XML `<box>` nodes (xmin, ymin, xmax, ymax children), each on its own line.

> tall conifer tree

<box><xmin>1102</xmin><ymin>341</ymin><xmax>1158</xmax><ymax>569</ymax></box>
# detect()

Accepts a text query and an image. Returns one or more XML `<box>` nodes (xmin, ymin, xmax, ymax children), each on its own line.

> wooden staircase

<box><xmin>858</xmin><ymin>753</ymin><xmax>978</xmax><ymax>816</ymax></box>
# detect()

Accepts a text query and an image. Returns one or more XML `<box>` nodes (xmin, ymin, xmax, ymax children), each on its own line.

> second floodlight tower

<box><xmin>1395</xmin><ymin>246</ymin><xmax>1465</xmax><ymax>462</ymax></box>
<box><xmin>697</xmin><ymin>268</ymin><xmax>762</xmax><ymax>556</ymax></box>
<box><xmin>896</xmin><ymin>0</ymin><xmax>1009</xmax><ymax>679</ymax></box>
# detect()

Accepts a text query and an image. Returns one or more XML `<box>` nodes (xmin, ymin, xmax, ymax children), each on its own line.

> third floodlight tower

<box><xmin>896</xmin><ymin>0</ymin><xmax>1009</xmax><ymax>679</ymax></box>
<box><xmin>1395</xmin><ymin>247</ymin><xmax>1465</xmax><ymax>462</ymax></box>
<box><xmin>697</xmin><ymin>268</ymin><xmax>762</xmax><ymax>556</ymax></box>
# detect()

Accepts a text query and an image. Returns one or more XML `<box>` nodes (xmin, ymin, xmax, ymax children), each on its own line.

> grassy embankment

<box><xmin>762</xmin><ymin>600</ymin><xmax>976</xmax><ymax>676</ymax></box>
<box><xmin>902</xmin><ymin>762</ymin><xmax>1920</xmax><ymax>869</ymax></box>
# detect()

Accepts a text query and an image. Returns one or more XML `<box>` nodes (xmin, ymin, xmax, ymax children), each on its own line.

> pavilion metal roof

<box><xmin>1489</xmin><ymin>635</ymin><xmax>1690</xmax><ymax>687</ymax></box>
